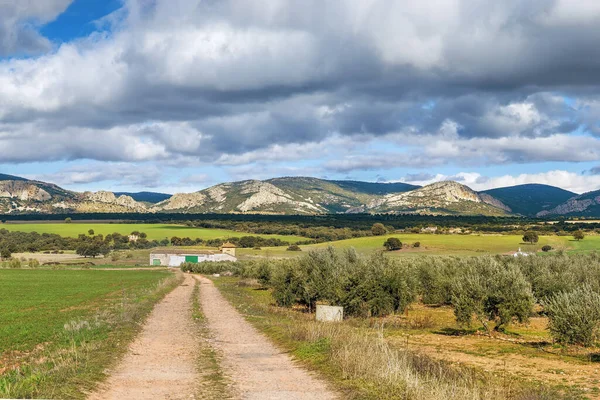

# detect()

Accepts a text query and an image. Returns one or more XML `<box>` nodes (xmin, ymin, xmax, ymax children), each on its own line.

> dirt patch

<box><xmin>88</xmin><ymin>273</ymin><xmax>199</xmax><ymax>400</ymax></box>
<box><xmin>397</xmin><ymin>332</ymin><xmax>600</xmax><ymax>398</ymax></box>
<box><xmin>194</xmin><ymin>275</ymin><xmax>338</xmax><ymax>400</ymax></box>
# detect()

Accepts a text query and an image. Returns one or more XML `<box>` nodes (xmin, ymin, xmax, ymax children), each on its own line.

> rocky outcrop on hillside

<box><xmin>373</xmin><ymin>181</ymin><xmax>509</xmax><ymax>215</ymax></box>
<box><xmin>80</xmin><ymin>191</ymin><xmax>147</xmax><ymax>212</ymax></box>
<box><xmin>153</xmin><ymin>192</ymin><xmax>208</xmax><ymax>211</ymax></box>
<box><xmin>479</xmin><ymin>193</ymin><xmax>512</xmax><ymax>212</ymax></box>
<box><xmin>236</xmin><ymin>181</ymin><xmax>324</xmax><ymax>213</ymax></box>
<box><xmin>537</xmin><ymin>191</ymin><xmax>600</xmax><ymax>216</ymax></box>
<box><xmin>0</xmin><ymin>181</ymin><xmax>52</xmax><ymax>202</ymax></box>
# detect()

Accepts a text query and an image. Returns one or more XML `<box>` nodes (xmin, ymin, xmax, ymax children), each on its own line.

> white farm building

<box><xmin>150</xmin><ymin>242</ymin><xmax>237</xmax><ymax>267</ymax></box>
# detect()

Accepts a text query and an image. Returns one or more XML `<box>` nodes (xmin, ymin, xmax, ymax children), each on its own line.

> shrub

<box><xmin>28</xmin><ymin>258</ymin><xmax>40</xmax><ymax>268</ymax></box>
<box><xmin>543</xmin><ymin>285</ymin><xmax>600</xmax><ymax>346</ymax></box>
<box><xmin>256</xmin><ymin>262</ymin><xmax>272</xmax><ymax>287</ymax></box>
<box><xmin>286</xmin><ymin>244</ymin><xmax>302</xmax><ymax>251</ymax></box>
<box><xmin>383</xmin><ymin>238</ymin><xmax>402</xmax><ymax>251</ymax></box>
<box><xmin>371</xmin><ymin>223</ymin><xmax>387</xmax><ymax>236</ymax></box>
<box><xmin>269</xmin><ymin>248</ymin><xmax>417</xmax><ymax>317</ymax></box>
<box><xmin>522</xmin><ymin>231</ymin><xmax>539</xmax><ymax>244</ymax></box>
<box><xmin>126</xmin><ymin>253</ymin><xmax>134</xmax><ymax>259</ymax></box>
<box><xmin>413</xmin><ymin>242</ymin><xmax>421</xmax><ymax>248</ymax></box>
<box><xmin>0</xmin><ymin>248</ymin><xmax>11</xmax><ymax>259</ymax></box>
<box><xmin>64</xmin><ymin>217</ymin><xmax>72</xmax><ymax>224</ymax></box>
<box><xmin>541</xmin><ymin>245</ymin><xmax>552</xmax><ymax>252</ymax></box>
<box><xmin>451</xmin><ymin>257</ymin><xmax>534</xmax><ymax>333</ymax></box>
<box><xmin>9</xmin><ymin>258</ymin><xmax>22</xmax><ymax>269</ymax></box>
<box><xmin>573</xmin><ymin>230</ymin><xmax>585</xmax><ymax>241</ymax></box>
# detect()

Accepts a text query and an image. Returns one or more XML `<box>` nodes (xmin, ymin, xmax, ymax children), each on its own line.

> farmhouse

<box><xmin>150</xmin><ymin>242</ymin><xmax>237</xmax><ymax>267</ymax></box>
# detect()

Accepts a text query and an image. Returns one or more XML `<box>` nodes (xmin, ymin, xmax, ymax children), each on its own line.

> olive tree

<box><xmin>383</xmin><ymin>238</ymin><xmax>402</xmax><ymax>251</ymax></box>
<box><xmin>543</xmin><ymin>285</ymin><xmax>600</xmax><ymax>346</ymax></box>
<box><xmin>451</xmin><ymin>258</ymin><xmax>534</xmax><ymax>334</ymax></box>
<box><xmin>573</xmin><ymin>230</ymin><xmax>585</xmax><ymax>241</ymax></box>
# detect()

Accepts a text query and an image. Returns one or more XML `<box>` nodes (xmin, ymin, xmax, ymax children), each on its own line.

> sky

<box><xmin>1</xmin><ymin>0</ymin><xmax>600</xmax><ymax>194</ymax></box>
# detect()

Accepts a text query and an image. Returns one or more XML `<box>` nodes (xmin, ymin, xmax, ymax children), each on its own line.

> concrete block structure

<box><xmin>150</xmin><ymin>243</ymin><xmax>237</xmax><ymax>267</ymax></box>
<box><xmin>316</xmin><ymin>305</ymin><xmax>344</xmax><ymax>322</ymax></box>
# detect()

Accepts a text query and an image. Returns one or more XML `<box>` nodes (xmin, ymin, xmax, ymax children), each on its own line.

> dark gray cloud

<box><xmin>1</xmin><ymin>0</ymin><xmax>600</xmax><ymax>174</ymax></box>
<box><xmin>0</xmin><ymin>1</ymin><xmax>73</xmax><ymax>56</ymax></box>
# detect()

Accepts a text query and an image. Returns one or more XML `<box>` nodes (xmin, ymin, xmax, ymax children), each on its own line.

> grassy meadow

<box><xmin>1</xmin><ymin>222</ymin><xmax>306</xmax><ymax>243</ymax></box>
<box><xmin>0</xmin><ymin>269</ymin><xmax>179</xmax><ymax>399</ymax></box>
<box><xmin>238</xmin><ymin>233</ymin><xmax>598</xmax><ymax>258</ymax></box>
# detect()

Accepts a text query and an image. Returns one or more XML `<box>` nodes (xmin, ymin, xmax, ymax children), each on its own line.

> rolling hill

<box><xmin>482</xmin><ymin>184</ymin><xmax>576</xmax><ymax>216</ymax></box>
<box><xmin>153</xmin><ymin>178</ymin><xmax>510</xmax><ymax>216</ymax></box>
<box><xmin>536</xmin><ymin>189</ymin><xmax>600</xmax><ymax>217</ymax></box>
<box><xmin>0</xmin><ymin>173</ymin><xmax>595</xmax><ymax>216</ymax></box>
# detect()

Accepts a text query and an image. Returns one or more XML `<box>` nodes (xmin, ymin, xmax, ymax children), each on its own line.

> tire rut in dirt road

<box><xmin>194</xmin><ymin>275</ymin><xmax>338</xmax><ymax>400</ymax></box>
<box><xmin>88</xmin><ymin>273</ymin><xmax>199</xmax><ymax>400</ymax></box>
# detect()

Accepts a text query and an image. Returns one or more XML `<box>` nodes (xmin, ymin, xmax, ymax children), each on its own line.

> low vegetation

<box><xmin>184</xmin><ymin>249</ymin><xmax>600</xmax><ymax>348</ymax></box>
<box><xmin>212</xmin><ymin>276</ymin><xmax>572</xmax><ymax>399</ymax></box>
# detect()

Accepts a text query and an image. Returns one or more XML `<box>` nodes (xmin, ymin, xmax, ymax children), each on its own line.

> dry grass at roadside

<box><xmin>212</xmin><ymin>277</ymin><xmax>584</xmax><ymax>400</ymax></box>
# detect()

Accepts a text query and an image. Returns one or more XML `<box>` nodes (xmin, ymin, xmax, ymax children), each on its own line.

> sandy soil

<box><xmin>194</xmin><ymin>275</ymin><xmax>338</xmax><ymax>400</ymax></box>
<box><xmin>88</xmin><ymin>273</ymin><xmax>199</xmax><ymax>400</ymax></box>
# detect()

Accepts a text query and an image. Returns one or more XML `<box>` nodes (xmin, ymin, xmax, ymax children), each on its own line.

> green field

<box><xmin>1</xmin><ymin>223</ymin><xmax>306</xmax><ymax>243</ymax></box>
<box><xmin>238</xmin><ymin>234</ymin><xmax>599</xmax><ymax>258</ymax></box>
<box><xmin>0</xmin><ymin>269</ymin><xmax>176</xmax><ymax>398</ymax></box>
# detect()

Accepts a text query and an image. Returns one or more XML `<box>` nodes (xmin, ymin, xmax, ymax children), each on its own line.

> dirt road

<box><xmin>194</xmin><ymin>275</ymin><xmax>338</xmax><ymax>400</ymax></box>
<box><xmin>88</xmin><ymin>273</ymin><xmax>199</xmax><ymax>400</ymax></box>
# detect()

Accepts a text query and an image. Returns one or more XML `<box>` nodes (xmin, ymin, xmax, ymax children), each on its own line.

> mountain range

<box><xmin>0</xmin><ymin>173</ymin><xmax>597</xmax><ymax>217</ymax></box>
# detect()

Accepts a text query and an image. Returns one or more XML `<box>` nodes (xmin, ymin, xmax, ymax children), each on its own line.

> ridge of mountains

<box><xmin>0</xmin><ymin>173</ymin><xmax>595</xmax><ymax>217</ymax></box>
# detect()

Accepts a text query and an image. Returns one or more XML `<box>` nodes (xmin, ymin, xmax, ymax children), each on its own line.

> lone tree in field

<box><xmin>88</xmin><ymin>229</ymin><xmax>95</xmax><ymax>236</ymax></box>
<box><xmin>522</xmin><ymin>231</ymin><xmax>539</xmax><ymax>244</ymax></box>
<box><xmin>573</xmin><ymin>230</ymin><xmax>585</xmax><ymax>241</ymax></box>
<box><xmin>65</xmin><ymin>217</ymin><xmax>72</xmax><ymax>224</ymax></box>
<box><xmin>371</xmin><ymin>223</ymin><xmax>387</xmax><ymax>236</ymax></box>
<box><xmin>383</xmin><ymin>238</ymin><xmax>402</xmax><ymax>251</ymax></box>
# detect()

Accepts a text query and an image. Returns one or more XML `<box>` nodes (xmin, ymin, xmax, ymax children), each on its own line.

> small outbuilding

<box><xmin>150</xmin><ymin>244</ymin><xmax>237</xmax><ymax>267</ymax></box>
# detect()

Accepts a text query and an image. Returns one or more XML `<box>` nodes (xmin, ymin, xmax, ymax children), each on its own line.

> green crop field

<box><xmin>238</xmin><ymin>233</ymin><xmax>598</xmax><ymax>258</ymax></box>
<box><xmin>0</xmin><ymin>269</ymin><xmax>176</xmax><ymax>399</ymax></box>
<box><xmin>1</xmin><ymin>223</ymin><xmax>306</xmax><ymax>243</ymax></box>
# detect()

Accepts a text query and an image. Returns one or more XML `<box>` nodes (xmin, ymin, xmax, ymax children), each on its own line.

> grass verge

<box><xmin>212</xmin><ymin>276</ymin><xmax>585</xmax><ymax>400</ymax></box>
<box><xmin>0</xmin><ymin>269</ymin><xmax>181</xmax><ymax>399</ymax></box>
<box><xmin>190</xmin><ymin>277</ymin><xmax>234</xmax><ymax>399</ymax></box>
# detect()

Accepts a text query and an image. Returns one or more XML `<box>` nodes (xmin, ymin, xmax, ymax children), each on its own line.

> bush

<box><xmin>383</xmin><ymin>238</ymin><xmax>402</xmax><ymax>251</ymax></box>
<box><xmin>413</xmin><ymin>242</ymin><xmax>421</xmax><ymax>248</ymax></box>
<box><xmin>543</xmin><ymin>285</ymin><xmax>600</xmax><ymax>346</ymax></box>
<box><xmin>0</xmin><ymin>248</ymin><xmax>11</xmax><ymax>259</ymax></box>
<box><xmin>286</xmin><ymin>244</ymin><xmax>302</xmax><ymax>251</ymax></box>
<box><xmin>451</xmin><ymin>257</ymin><xmax>534</xmax><ymax>333</ymax></box>
<box><xmin>269</xmin><ymin>248</ymin><xmax>417</xmax><ymax>317</ymax></box>
<box><xmin>371</xmin><ymin>223</ymin><xmax>387</xmax><ymax>236</ymax></box>
<box><xmin>9</xmin><ymin>258</ymin><xmax>22</xmax><ymax>269</ymax></box>
<box><xmin>541</xmin><ymin>245</ymin><xmax>552</xmax><ymax>252</ymax></box>
<box><xmin>522</xmin><ymin>231</ymin><xmax>539</xmax><ymax>244</ymax></box>
<box><xmin>573</xmin><ymin>230</ymin><xmax>585</xmax><ymax>241</ymax></box>
<box><xmin>28</xmin><ymin>258</ymin><xmax>40</xmax><ymax>268</ymax></box>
